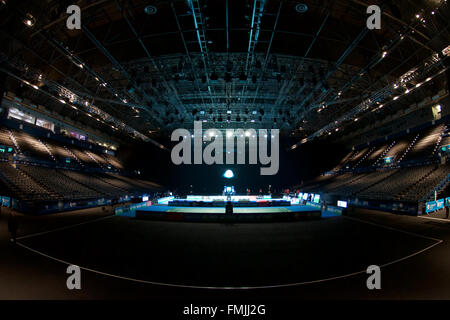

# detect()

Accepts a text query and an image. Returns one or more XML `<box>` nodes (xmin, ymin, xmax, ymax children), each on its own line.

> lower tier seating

<box><xmin>301</xmin><ymin>164</ymin><xmax>449</xmax><ymax>203</ymax></box>
<box><xmin>0</xmin><ymin>162</ymin><xmax>161</xmax><ymax>202</ymax></box>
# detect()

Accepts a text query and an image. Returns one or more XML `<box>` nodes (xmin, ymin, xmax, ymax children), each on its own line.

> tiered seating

<box><xmin>0</xmin><ymin>128</ymin><xmax>12</xmax><ymax>145</ymax></box>
<box><xmin>85</xmin><ymin>151</ymin><xmax>109</xmax><ymax>167</ymax></box>
<box><xmin>0</xmin><ymin>126</ymin><xmax>125</xmax><ymax>169</ymax></box>
<box><xmin>358</xmin><ymin>144</ymin><xmax>389</xmax><ymax>167</ymax></box>
<box><xmin>71</xmin><ymin>148</ymin><xmax>98</xmax><ymax>166</ymax></box>
<box><xmin>303</xmin><ymin>156</ymin><xmax>449</xmax><ymax>203</ymax></box>
<box><xmin>299</xmin><ymin>174</ymin><xmax>335</xmax><ymax>191</ymax></box>
<box><xmin>398</xmin><ymin>164</ymin><xmax>449</xmax><ymax>202</ymax></box>
<box><xmin>107</xmin><ymin>173</ymin><xmax>161</xmax><ymax>191</ymax></box>
<box><xmin>438</xmin><ymin>126</ymin><xmax>450</xmax><ymax>150</ymax></box>
<box><xmin>356</xmin><ymin>166</ymin><xmax>434</xmax><ymax>200</ymax></box>
<box><xmin>98</xmin><ymin>173</ymin><xmax>149</xmax><ymax>194</ymax></box>
<box><xmin>401</xmin><ymin>125</ymin><xmax>444</xmax><ymax>162</ymax></box>
<box><xmin>383</xmin><ymin>139</ymin><xmax>410</xmax><ymax>163</ymax></box>
<box><xmin>314</xmin><ymin>173</ymin><xmax>360</xmax><ymax>193</ymax></box>
<box><xmin>348</xmin><ymin>147</ymin><xmax>373</xmax><ymax>169</ymax></box>
<box><xmin>335</xmin><ymin>170</ymin><xmax>396</xmax><ymax>196</ymax></box>
<box><xmin>0</xmin><ymin>162</ymin><xmax>161</xmax><ymax>203</ymax></box>
<box><xmin>44</xmin><ymin>141</ymin><xmax>76</xmax><ymax>162</ymax></box>
<box><xmin>434</xmin><ymin>183</ymin><xmax>450</xmax><ymax>202</ymax></box>
<box><xmin>18</xmin><ymin>165</ymin><xmax>101</xmax><ymax>200</ymax></box>
<box><xmin>11</xmin><ymin>130</ymin><xmax>51</xmax><ymax>159</ymax></box>
<box><xmin>0</xmin><ymin>126</ymin><xmax>162</xmax><ymax>210</ymax></box>
<box><xmin>61</xmin><ymin>170</ymin><xmax>127</xmax><ymax>196</ymax></box>
<box><xmin>331</xmin><ymin>150</ymin><xmax>355</xmax><ymax>171</ymax></box>
<box><xmin>0</xmin><ymin>162</ymin><xmax>53</xmax><ymax>201</ymax></box>
<box><xmin>102</xmin><ymin>154</ymin><xmax>124</xmax><ymax>169</ymax></box>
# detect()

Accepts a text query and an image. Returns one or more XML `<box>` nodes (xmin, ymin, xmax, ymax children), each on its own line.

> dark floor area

<box><xmin>0</xmin><ymin>206</ymin><xmax>450</xmax><ymax>300</ymax></box>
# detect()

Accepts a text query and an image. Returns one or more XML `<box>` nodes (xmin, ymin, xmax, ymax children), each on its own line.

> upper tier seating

<box><xmin>383</xmin><ymin>139</ymin><xmax>411</xmax><ymax>163</ymax></box>
<box><xmin>102</xmin><ymin>154</ymin><xmax>124</xmax><ymax>169</ymax></box>
<box><xmin>0</xmin><ymin>125</ymin><xmax>161</xmax><ymax>206</ymax></box>
<box><xmin>357</xmin><ymin>143</ymin><xmax>389</xmax><ymax>168</ymax></box>
<box><xmin>11</xmin><ymin>130</ymin><xmax>51</xmax><ymax>159</ymax></box>
<box><xmin>347</xmin><ymin>147</ymin><xmax>371</xmax><ymax>169</ymax></box>
<box><xmin>400</xmin><ymin>125</ymin><xmax>444</xmax><ymax>162</ymax></box>
<box><xmin>332</xmin><ymin>151</ymin><xmax>355</xmax><ymax>172</ymax></box>
<box><xmin>300</xmin><ymin>123</ymin><xmax>449</xmax><ymax>203</ymax></box>
<box><xmin>0</xmin><ymin>128</ymin><xmax>12</xmax><ymax>145</ymax></box>
<box><xmin>0</xmin><ymin>126</ymin><xmax>125</xmax><ymax>169</ymax></box>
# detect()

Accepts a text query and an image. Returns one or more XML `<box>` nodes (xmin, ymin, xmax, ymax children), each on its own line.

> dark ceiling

<box><xmin>0</xmin><ymin>0</ymin><xmax>449</xmax><ymax>146</ymax></box>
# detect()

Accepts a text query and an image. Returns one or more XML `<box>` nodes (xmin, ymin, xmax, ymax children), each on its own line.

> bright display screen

<box><xmin>337</xmin><ymin>200</ymin><xmax>348</xmax><ymax>208</ymax></box>
<box><xmin>384</xmin><ymin>156</ymin><xmax>394</xmax><ymax>164</ymax></box>
<box><xmin>313</xmin><ymin>194</ymin><xmax>321</xmax><ymax>203</ymax></box>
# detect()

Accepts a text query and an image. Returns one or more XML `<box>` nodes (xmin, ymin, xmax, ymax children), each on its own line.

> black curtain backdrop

<box><xmin>118</xmin><ymin>136</ymin><xmax>347</xmax><ymax>194</ymax></box>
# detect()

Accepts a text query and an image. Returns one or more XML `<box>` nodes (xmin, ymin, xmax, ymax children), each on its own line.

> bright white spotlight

<box><xmin>223</xmin><ymin>170</ymin><xmax>234</xmax><ymax>179</ymax></box>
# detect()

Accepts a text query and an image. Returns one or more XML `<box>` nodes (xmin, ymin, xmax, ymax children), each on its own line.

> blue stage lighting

<box><xmin>223</xmin><ymin>169</ymin><xmax>234</xmax><ymax>179</ymax></box>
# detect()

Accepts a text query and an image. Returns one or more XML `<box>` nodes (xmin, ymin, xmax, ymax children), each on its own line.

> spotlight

<box><xmin>23</xmin><ymin>13</ymin><xmax>36</xmax><ymax>27</ymax></box>
<box><xmin>223</xmin><ymin>170</ymin><xmax>234</xmax><ymax>179</ymax></box>
<box><xmin>144</xmin><ymin>5</ymin><xmax>157</xmax><ymax>15</ymax></box>
<box><xmin>296</xmin><ymin>3</ymin><xmax>308</xmax><ymax>13</ymax></box>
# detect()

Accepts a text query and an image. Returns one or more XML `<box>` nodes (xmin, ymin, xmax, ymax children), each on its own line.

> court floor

<box><xmin>0</xmin><ymin>206</ymin><xmax>450</xmax><ymax>299</ymax></box>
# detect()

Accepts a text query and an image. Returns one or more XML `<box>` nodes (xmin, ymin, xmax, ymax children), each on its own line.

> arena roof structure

<box><xmin>0</xmin><ymin>0</ymin><xmax>449</xmax><ymax>146</ymax></box>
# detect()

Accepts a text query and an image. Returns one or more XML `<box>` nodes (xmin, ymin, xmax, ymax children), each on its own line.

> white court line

<box><xmin>418</xmin><ymin>215</ymin><xmax>450</xmax><ymax>223</ymax></box>
<box><xmin>15</xmin><ymin>215</ymin><xmax>444</xmax><ymax>290</ymax></box>
<box><xmin>343</xmin><ymin>215</ymin><xmax>443</xmax><ymax>242</ymax></box>
<box><xmin>17</xmin><ymin>215</ymin><xmax>114</xmax><ymax>241</ymax></box>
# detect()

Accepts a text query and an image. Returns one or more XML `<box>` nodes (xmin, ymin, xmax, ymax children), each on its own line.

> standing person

<box><xmin>445</xmin><ymin>199</ymin><xmax>449</xmax><ymax>219</ymax></box>
<box><xmin>225</xmin><ymin>201</ymin><xmax>233</xmax><ymax>215</ymax></box>
<box><xmin>8</xmin><ymin>213</ymin><xmax>18</xmax><ymax>244</ymax></box>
